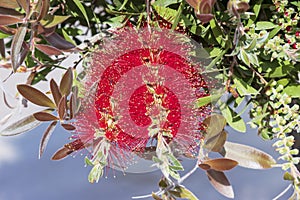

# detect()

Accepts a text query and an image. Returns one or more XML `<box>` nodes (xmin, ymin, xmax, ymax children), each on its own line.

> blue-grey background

<box><xmin>0</xmin><ymin>121</ymin><xmax>293</xmax><ymax>200</ymax></box>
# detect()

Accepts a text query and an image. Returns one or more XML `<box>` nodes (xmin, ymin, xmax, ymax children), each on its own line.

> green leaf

<box><xmin>0</xmin><ymin>31</ymin><xmax>10</xmax><ymax>39</ymax></box>
<box><xmin>0</xmin><ymin>114</ymin><xmax>41</xmax><ymax>136</ymax></box>
<box><xmin>221</xmin><ymin>105</ymin><xmax>246</xmax><ymax>133</ymax></box>
<box><xmin>223</xmin><ymin>141</ymin><xmax>276</xmax><ymax>169</ymax></box>
<box><xmin>195</xmin><ymin>94</ymin><xmax>222</xmax><ymax>108</ymax></box>
<box><xmin>73</xmin><ymin>0</ymin><xmax>90</xmax><ymax>27</ymax></box>
<box><xmin>153</xmin><ymin>0</ymin><xmax>181</xmax><ymax>7</ymax></box>
<box><xmin>205</xmin><ymin>130</ymin><xmax>227</xmax><ymax>152</ymax></box>
<box><xmin>210</xmin><ymin>18</ymin><xmax>226</xmax><ymax>48</ymax></box>
<box><xmin>283</xmin><ymin>84</ymin><xmax>300</xmax><ymax>98</ymax></box>
<box><xmin>172</xmin><ymin>186</ymin><xmax>199</xmax><ymax>200</ymax></box>
<box><xmin>88</xmin><ymin>163</ymin><xmax>104</xmax><ymax>183</ymax></box>
<box><xmin>239</xmin><ymin>48</ymin><xmax>250</xmax><ymax>67</ymax></box>
<box><xmin>41</xmin><ymin>15</ymin><xmax>70</xmax><ymax>28</ymax></box>
<box><xmin>233</xmin><ymin>76</ymin><xmax>259</xmax><ymax>96</ymax></box>
<box><xmin>17</xmin><ymin>84</ymin><xmax>56</xmax><ymax>108</ymax></box>
<box><xmin>255</xmin><ymin>21</ymin><xmax>279</xmax><ymax>30</ymax></box>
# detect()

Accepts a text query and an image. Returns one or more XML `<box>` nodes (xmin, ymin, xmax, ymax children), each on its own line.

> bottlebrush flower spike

<box><xmin>56</xmin><ymin>27</ymin><xmax>220</xmax><ymax>182</ymax></box>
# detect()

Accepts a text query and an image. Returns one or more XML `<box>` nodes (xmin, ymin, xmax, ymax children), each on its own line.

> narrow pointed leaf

<box><xmin>223</xmin><ymin>141</ymin><xmax>276</xmax><ymax>169</ymax></box>
<box><xmin>61</xmin><ymin>123</ymin><xmax>76</xmax><ymax>131</ymax></box>
<box><xmin>0</xmin><ymin>7</ymin><xmax>23</xmax><ymax>16</ymax></box>
<box><xmin>11</xmin><ymin>24</ymin><xmax>27</xmax><ymax>72</ymax></box>
<box><xmin>50</xmin><ymin>79</ymin><xmax>62</xmax><ymax>106</ymax></box>
<box><xmin>17</xmin><ymin>0</ymin><xmax>28</xmax><ymax>11</ymax></box>
<box><xmin>39</xmin><ymin>121</ymin><xmax>57</xmax><ymax>159</ymax></box>
<box><xmin>35</xmin><ymin>44</ymin><xmax>63</xmax><ymax>56</ymax></box>
<box><xmin>69</xmin><ymin>92</ymin><xmax>76</xmax><ymax>119</ymax></box>
<box><xmin>0</xmin><ymin>39</ymin><xmax>5</xmax><ymax>58</ymax></box>
<box><xmin>33</xmin><ymin>112</ymin><xmax>58</xmax><ymax>121</ymax></box>
<box><xmin>59</xmin><ymin>68</ymin><xmax>73</xmax><ymax>96</ymax></box>
<box><xmin>40</xmin><ymin>15</ymin><xmax>70</xmax><ymax>28</ymax></box>
<box><xmin>185</xmin><ymin>0</ymin><xmax>199</xmax><ymax>10</ymax></box>
<box><xmin>17</xmin><ymin>84</ymin><xmax>56</xmax><ymax>108</ymax></box>
<box><xmin>152</xmin><ymin>193</ymin><xmax>162</xmax><ymax>200</ymax></box>
<box><xmin>36</xmin><ymin>0</ymin><xmax>50</xmax><ymax>21</ymax></box>
<box><xmin>0</xmin><ymin>0</ymin><xmax>19</xmax><ymax>9</ymax></box>
<box><xmin>201</xmin><ymin>158</ymin><xmax>238</xmax><ymax>171</ymax></box>
<box><xmin>58</xmin><ymin>95</ymin><xmax>66</xmax><ymax>119</ymax></box>
<box><xmin>206</xmin><ymin>169</ymin><xmax>234</xmax><ymax>198</ymax></box>
<box><xmin>51</xmin><ymin>146</ymin><xmax>73</xmax><ymax>160</ymax></box>
<box><xmin>44</xmin><ymin>32</ymin><xmax>75</xmax><ymax>50</ymax></box>
<box><xmin>0</xmin><ymin>114</ymin><xmax>41</xmax><ymax>136</ymax></box>
<box><xmin>73</xmin><ymin>0</ymin><xmax>90</xmax><ymax>27</ymax></box>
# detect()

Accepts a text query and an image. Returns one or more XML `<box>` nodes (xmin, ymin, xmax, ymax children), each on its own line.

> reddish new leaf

<box><xmin>44</xmin><ymin>32</ymin><xmax>75</xmax><ymax>50</ymax></box>
<box><xmin>0</xmin><ymin>0</ymin><xmax>19</xmax><ymax>9</ymax></box>
<box><xmin>50</xmin><ymin>79</ymin><xmax>62</xmax><ymax>106</ymax></box>
<box><xmin>58</xmin><ymin>95</ymin><xmax>66</xmax><ymax>120</ymax></box>
<box><xmin>51</xmin><ymin>146</ymin><xmax>72</xmax><ymax>160</ymax></box>
<box><xmin>200</xmin><ymin>158</ymin><xmax>238</xmax><ymax>171</ymax></box>
<box><xmin>36</xmin><ymin>0</ymin><xmax>50</xmax><ymax>21</ymax></box>
<box><xmin>185</xmin><ymin>0</ymin><xmax>200</xmax><ymax>10</ymax></box>
<box><xmin>33</xmin><ymin>112</ymin><xmax>58</xmax><ymax>121</ymax></box>
<box><xmin>17</xmin><ymin>84</ymin><xmax>56</xmax><ymax>108</ymax></box>
<box><xmin>39</xmin><ymin>121</ymin><xmax>57</xmax><ymax>159</ymax></box>
<box><xmin>0</xmin><ymin>14</ymin><xmax>23</xmax><ymax>26</ymax></box>
<box><xmin>59</xmin><ymin>68</ymin><xmax>73</xmax><ymax>96</ymax></box>
<box><xmin>206</xmin><ymin>169</ymin><xmax>234</xmax><ymax>198</ymax></box>
<box><xmin>61</xmin><ymin>123</ymin><xmax>76</xmax><ymax>131</ymax></box>
<box><xmin>35</xmin><ymin>43</ymin><xmax>63</xmax><ymax>56</ymax></box>
<box><xmin>0</xmin><ymin>7</ymin><xmax>23</xmax><ymax>16</ymax></box>
<box><xmin>16</xmin><ymin>0</ymin><xmax>28</xmax><ymax>11</ymax></box>
<box><xmin>11</xmin><ymin>24</ymin><xmax>27</xmax><ymax>72</ymax></box>
<box><xmin>223</xmin><ymin>141</ymin><xmax>276</xmax><ymax>169</ymax></box>
<box><xmin>69</xmin><ymin>92</ymin><xmax>76</xmax><ymax>119</ymax></box>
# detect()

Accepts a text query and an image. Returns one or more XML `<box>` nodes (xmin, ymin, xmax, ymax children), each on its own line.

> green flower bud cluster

<box><xmin>264</xmin><ymin>0</ymin><xmax>300</xmax><ymax>62</ymax></box>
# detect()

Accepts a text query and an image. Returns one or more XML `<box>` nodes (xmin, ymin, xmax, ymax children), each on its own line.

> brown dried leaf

<box><xmin>58</xmin><ymin>95</ymin><xmax>66</xmax><ymax>119</ymax></box>
<box><xmin>0</xmin><ymin>14</ymin><xmax>23</xmax><ymax>25</ymax></box>
<box><xmin>50</xmin><ymin>79</ymin><xmax>62</xmax><ymax>106</ymax></box>
<box><xmin>0</xmin><ymin>114</ymin><xmax>41</xmax><ymax>136</ymax></box>
<box><xmin>61</xmin><ymin>123</ymin><xmax>76</xmax><ymax>131</ymax></box>
<box><xmin>17</xmin><ymin>84</ymin><xmax>56</xmax><ymax>108</ymax></box>
<box><xmin>44</xmin><ymin>32</ymin><xmax>75</xmax><ymax>50</ymax></box>
<box><xmin>39</xmin><ymin>120</ymin><xmax>57</xmax><ymax>159</ymax></box>
<box><xmin>35</xmin><ymin>43</ymin><xmax>63</xmax><ymax>56</ymax></box>
<box><xmin>51</xmin><ymin>146</ymin><xmax>73</xmax><ymax>160</ymax></box>
<box><xmin>203</xmin><ymin>114</ymin><xmax>226</xmax><ymax>140</ymax></box>
<box><xmin>205</xmin><ymin>130</ymin><xmax>227</xmax><ymax>152</ymax></box>
<box><xmin>198</xmin><ymin>163</ymin><xmax>211</xmax><ymax>171</ymax></box>
<box><xmin>201</xmin><ymin>158</ymin><xmax>238</xmax><ymax>171</ymax></box>
<box><xmin>223</xmin><ymin>141</ymin><xmax>276</xmax><ymax>169</ymax></box>
<box><xmin>11</xmin><ymin>24</ymin><xmax>27</xmax><ymax>72</ymax></box>
<box><xmin>36</xmin><ymin>0</ymin><xmax>50</xmax><ymax>21</ymax></box>
<box><xmin>206</xmin><ymin>169</ymin><xmax>234</xmax><ymax>198</ymax></box>
<box><xmin>0</xmin><ymin>0</ymin><xmax>19</xmax><ymax>9</ymax></box>
<box><xmin>59</xmin><ymin>67</ymin><xmax>73</xmax><ymax>96</ymax></box>
<box><xmin>33</xmin><ymin>111</ymin><xmax>58</xmax><ymax>121</ymax></box>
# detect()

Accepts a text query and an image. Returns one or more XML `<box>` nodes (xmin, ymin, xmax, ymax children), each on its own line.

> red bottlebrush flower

<box><xmin>68</xmin><ymin>27</ymin><xmax>216</xmax><ymax>174</ymax></box>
